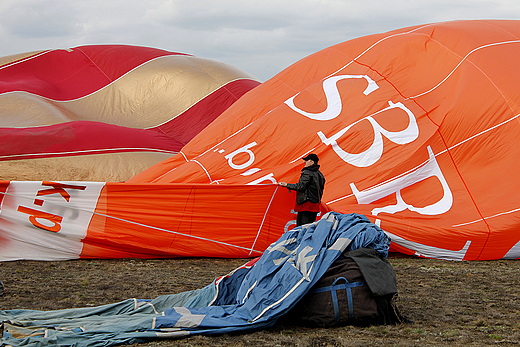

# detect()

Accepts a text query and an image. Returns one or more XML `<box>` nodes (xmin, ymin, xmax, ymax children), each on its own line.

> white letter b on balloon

<box><xmin>318</xmin><ymin>101</ymin><xmax>419</xmax><ymax>167</ymax></box>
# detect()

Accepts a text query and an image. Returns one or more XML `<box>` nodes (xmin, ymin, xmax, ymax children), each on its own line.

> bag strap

<box><xmin>311</xmin><ymin>276</ymin><xmax>366</xmax><ymax>324</ymax></box>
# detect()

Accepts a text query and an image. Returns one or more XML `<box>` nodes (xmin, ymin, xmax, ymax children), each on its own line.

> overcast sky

<box><xmin>0</xmin><ymin>0</ymin><xmax>519</xmax><ymax>81</ymax></box>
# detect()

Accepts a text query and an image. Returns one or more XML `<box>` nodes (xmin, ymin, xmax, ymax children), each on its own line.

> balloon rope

<box><xmin>0</xmin><ymin>190</ymin><xmax>264</xmax><ymax>255</ymax></box>
<box><xmin>248</xmin><ymin>185</ymin><xmax>279</xmax><ymax>256</ymax></box>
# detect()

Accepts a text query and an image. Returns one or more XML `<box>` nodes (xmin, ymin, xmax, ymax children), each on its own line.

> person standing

<box><xmin>278</xmin><ymin>153</ymin><xmax>326</xmax><ymax>226</ymax></box>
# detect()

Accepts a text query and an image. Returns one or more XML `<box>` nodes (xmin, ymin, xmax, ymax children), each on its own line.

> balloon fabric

<box><xmin>0</xmin><ymin>213</ymin><xmax>390</xmax><ymax>347</ymax></box>
<box><xmin>129</xmin><ymin>20</ymin><xmax>520</xmax><ymax>260</ymax></box>
<box><xmin>2</xmin><ymin>20</ymin><xmax>520</xmax><ymax>261</ymax></box>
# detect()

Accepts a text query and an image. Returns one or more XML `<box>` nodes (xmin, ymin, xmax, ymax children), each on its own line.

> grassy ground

<box><xmin>1</xmin><ymin>256</ymin><xmax>520</xmax><ymax>346</ymax></box>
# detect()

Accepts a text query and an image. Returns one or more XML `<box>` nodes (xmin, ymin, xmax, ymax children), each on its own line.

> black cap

<box><xmin>302</xmin><ymin>153</ymin><xmax>319</xmax><ymax>163</ymax></box>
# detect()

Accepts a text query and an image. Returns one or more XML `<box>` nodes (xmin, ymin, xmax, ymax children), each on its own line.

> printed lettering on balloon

<box><xmin>267</xmin><ymin>237</ymin><xmax>298</xmax><ymax>266</ymax></box>
<box><xmin>16</xmin><ymin>181</ymin><xmax>88</xmax><ymax>233</ymax></box>
<box><xmin>222</xmin><ymin>142</ymin><xmax>277</xmax><ymax>185</ymax></box>
<box><xmin>36</xmin><ymin>181</ymin><xmax>86</xmax><ymax>202</ymax></box>
<box><xmin>285</xmin><ymin>74</ymin><xmax>419</xmax><ymax>167</ymax></box>
<box><xmin>17</xmin><ymin>206</ymin><xmax>63</xmax><ymax>233</ymax></box>
<box><xmin>224</xmin><ymin>142</ymin><xmax>258</xmax><ymax>170</ymax></box>
<box><xmin>285</xmin><ymin>75</ymin><xmax>379</xmax><ymax>121</ymax></box>
<box><xmin>318</xmin><ymin>101</ymin><xmax>419</xmax><ymax>167</ymax></box>
<box><xmin>246</xmin><ymin>173</ymin><xmax>277</xmax><ymax>185</ymax></box>
<box><xmin>350</xmin><ymin>146</ymin><xmax>453</xmax><ymax>222</ymax></box>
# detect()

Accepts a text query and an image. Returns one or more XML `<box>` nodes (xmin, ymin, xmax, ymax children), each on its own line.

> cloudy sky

<box><xmin>0</xmin><ymin>0</ymin><xmax>519</xmax><ymax>81</ymax></box>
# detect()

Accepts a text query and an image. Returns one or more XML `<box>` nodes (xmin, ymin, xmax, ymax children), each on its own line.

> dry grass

<box><xmin>1</xmin><ymin>256</ymin><xmax>520</xmax><ymax>346</ymax></box>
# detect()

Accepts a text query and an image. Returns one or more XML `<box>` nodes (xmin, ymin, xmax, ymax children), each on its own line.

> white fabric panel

<box><xmin>0</xmin><ymin>181</ymin><xmax>105</xmax><ymax>261</ymax></box>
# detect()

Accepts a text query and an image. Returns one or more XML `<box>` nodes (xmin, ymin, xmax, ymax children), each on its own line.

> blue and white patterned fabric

<box><xmin>0</xmin><ymin>212</ymin><xmax>390</xmax><ymax>347</ymax></box>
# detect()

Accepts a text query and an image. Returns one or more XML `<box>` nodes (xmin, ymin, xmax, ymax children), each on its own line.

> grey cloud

<box><xmin>0</xmin><ymin>0</ymin><xmax>81</xmax><ymax>38</ymax></box>
<box><xmin>2</xmin><ymin>0</ymin><xmax>520</xmax><ymax>81</ymax></box>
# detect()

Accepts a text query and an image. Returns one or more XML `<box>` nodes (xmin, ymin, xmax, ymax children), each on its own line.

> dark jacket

<box><xmin>286</xmin><ymin>164</ymin><xmax>326</xmax><ymax>205</ymax></box>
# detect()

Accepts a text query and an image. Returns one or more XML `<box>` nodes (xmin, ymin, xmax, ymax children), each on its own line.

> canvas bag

<box><xmin>284</xmin><ymin>248</ymin><xmax>403</xmax><ymax>327</ymax></box>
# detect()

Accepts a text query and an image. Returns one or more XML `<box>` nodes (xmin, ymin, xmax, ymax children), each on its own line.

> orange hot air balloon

<box><xmin>130</xmin><ymin>20</ymin><xmax>520</xmax><ymax>261</ymax></box>
<box><xmin>2</xmin><ymin>20</ymin><xmax>520</xmax><ymax>261</ymax></box>
<box><xmin>0</xmin><ymin>45</ymin><xmax>260</xmax><ymax>182</ymax></box>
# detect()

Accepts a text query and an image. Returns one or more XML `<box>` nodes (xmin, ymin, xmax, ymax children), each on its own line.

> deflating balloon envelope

<box><xmin>2</xmin><ymin>21</ymin><xmax>520</xmax><ymax>261</ymax></box>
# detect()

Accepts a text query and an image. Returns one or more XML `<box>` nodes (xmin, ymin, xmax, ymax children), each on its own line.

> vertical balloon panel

<box><xmin>0</xmin><ymin>181</ymin><xmax>104</xmax><ymax>260</ymax></box>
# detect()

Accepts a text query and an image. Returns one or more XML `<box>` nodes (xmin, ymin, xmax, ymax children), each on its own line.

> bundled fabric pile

<box><xmin>284</xmin><ymin>247</ymin><xmax>405</xmax><ymax>327</ymax></box>
<box><xmin>1</xmin><ymin>212</ymin><xmax>397</xmax><ymax>347</ymax></box>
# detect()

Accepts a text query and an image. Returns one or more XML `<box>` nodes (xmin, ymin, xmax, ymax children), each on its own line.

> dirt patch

<box><xmin>1</xmin><ymin>256</ymin><xmax>520</xmax><ymax>346</ymax></box>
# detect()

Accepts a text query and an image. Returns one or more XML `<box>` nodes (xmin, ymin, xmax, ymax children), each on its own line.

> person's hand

<box><xmin>278</xmin><ymin>182</ymin><xmax>287</xmax><ymax>187</ymax></box>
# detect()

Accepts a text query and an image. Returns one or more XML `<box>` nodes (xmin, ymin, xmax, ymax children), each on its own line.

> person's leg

<box><xmin>296</xmin><ymin>212</ymin><xmax>305</xmax><ymax>226</ymax></box>
<box><xmin>296</xmin><ymin>211</ymin><xmax>318</xmax><ymax>226</ymax></box>
<box><xmin>305</xmin><ymin>211</ymin><xmax>318</xmax><ymax>224</ymax></box>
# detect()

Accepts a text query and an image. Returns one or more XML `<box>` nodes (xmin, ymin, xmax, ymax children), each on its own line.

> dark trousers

<box><xmin>296</xmin><ymin>211</ymin><xmax>318</xmax><ymax>226</ymax></box>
